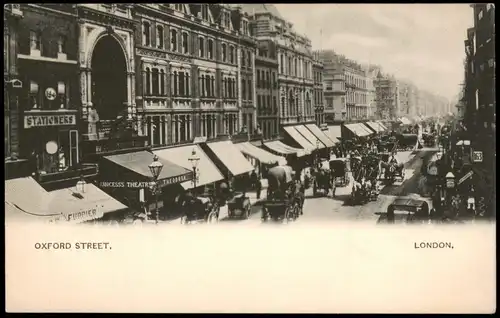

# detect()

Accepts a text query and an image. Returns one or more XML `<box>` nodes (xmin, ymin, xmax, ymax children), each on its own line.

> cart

<box><xmin>329</xmin><ymin>158</ymin><xmax>349</xmax><ymax>187</ymax></box>
<box><xmin>180</xmin><ymin>196</ymin><xmax>220</xmax><ymax>225</ymax></box>
<box><xmin>227</xmin><ymin>192</ymin><xmax>252</xmax><ymax>219</ymax></box>
<box><xmin>385</xmin><ymin>197</ymin><xmax>430</xmax><ymax>224</ymax></box>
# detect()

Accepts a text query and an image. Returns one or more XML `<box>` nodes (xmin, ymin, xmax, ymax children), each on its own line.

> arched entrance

<box><xmin>91</xmin><ymin>35</ymin><xmax>127</xmax><ymax>120</ymax></box>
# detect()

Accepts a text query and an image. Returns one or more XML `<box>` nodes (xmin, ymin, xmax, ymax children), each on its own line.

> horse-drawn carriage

<box><xmin>385</xmin><ymin>197</ymin><xmax>431</xmax><ymax>224</ymax></box>
<box><xmin>329</xmin><ymin>158</ymin><xmax>349</xmax><ymax>187</ymax></box>
<box><xmin>422</xmin><ymin>132</ymin><xmax>436</xmax><ymax>147</ymax></box>
<box><xmin>397</xmin><ymin>133</ymin><xmax>419</xmax><ymax>151</ymax></box>
<box><xmin>380</xmin><ymin>156</ymin><xmax>405</xmax><ymax>185</ymax></box>
<box><xmin>227</xmin><ymin>192</ymin><xmax>252</xmax><ymax>219</ymax></box>
<box><xmin>262</xmin><ymin>165</ymin><xmax>303</xmax><ymax>224</ymax></box>
<box><xmin>180</xmin><ymin>194</ymin><xmax>220</xmax><ymax>225</ymax></box>
<box><xmin>311</xmin><ymin>160</ymin><xmax>335</xmax><ymax>197</ymax></box>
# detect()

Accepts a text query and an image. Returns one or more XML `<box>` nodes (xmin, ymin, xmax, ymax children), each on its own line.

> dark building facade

<box><xmin>255</xmin><ymin>39</ymin><xmax>279</xmax><ymax>140</ymax></box>
<box><xmin>313</xmin><ymin>58</ymin><xmax>325</xmax><ymax>126</ymax></box>
<box><xmin>4</xmin><ymin>4</ymin><xmax>95</xmax><ymax>186</ymax></box>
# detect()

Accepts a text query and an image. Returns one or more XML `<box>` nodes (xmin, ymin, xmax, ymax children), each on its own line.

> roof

<box><xmin>241</xmin><ymin>4</ymin><xmax>284</xmax><ymax>20</ymax></box>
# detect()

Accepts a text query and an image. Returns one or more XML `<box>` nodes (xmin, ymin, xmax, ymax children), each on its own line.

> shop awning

<box><xmin>104</xmin><ymin>150</ymin><xmax>193</xmax><ymax>188</ymax></box>
<box><xmin>46</xmin><ymin>183</ymin><xmax>128</xmax><ymax>224</ymax></box>
<box><xmin>399</xmin><ymin>117</ymin><xmax>412</xmax><ymax>125</ymax></box>
<box><xmin>235</xmin><ymin>142</ymin><xmax>287</xmax><ymax>166</ymax></box>
<box><xmin>305</xmin><ymin>124</ymin><xmax>335</xmax><ymax>148</ymax></box>
<box><xmin>206</xmin><ymin>140</ymin><xmax>255</xmax><ymax>176</ymax></box>
<box><xmin>365</xmin><ymin>121</ymin><xmax>384</xmax><ymax>133</ymax></box>
<box><xmin>264</xmin><ymin>140</ymin><xmax>308</xmax><ymax>157</ymax></box>
<box><xmin>325</xmin><ymin>126</ymin><xmax>341</xmax><ymax>144</ymax></box>
<box><xmin>154</xmin><ymin>145</ymin><xmax>224</xmax><ymax>190</ymax></box>
<box><xmin>5</xmin><ymin>177</ymin><xmax>57</xmax><ymax>223</ymax></box>
<box><xmin>376</xmin><ymin>121</ymin><xmax>388</xmax><ymax>130</ymax></box>
<box><xmin>358</xmin><ymin>123</ymin><xmax>374</xmax><ymax>135</ymax></box>
<box><xmin>283</xmin><ymin>126</ymin><xmax>317</xmax><ymax>152</ymax></box>
<box><xmin>344</xmin><ymin>123</ymin><xmax>371</xmax><ymax>137</ymax></box>
<box><xmin>295</xmin><ymin>125</ymin><xmax>326</xmax><ymax>149</ymax></box>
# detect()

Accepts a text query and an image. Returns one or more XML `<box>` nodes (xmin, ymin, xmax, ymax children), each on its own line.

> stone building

<box><xmin>313</xmin><ymin>57</ymin><xmax>325</xmax><ymax>126</ymax></box>
<box><xmin>374</xmin><ymin>72</ymin><xmax>400</xmax><ymax>120</ymax></box>
<box><xmin>255</xmin><ymin>39</ymin><xmax>280</xmax><ymax>140</ymax></box>
<box><xmin>244</xmin><ymin>4</ymin><xmax>315</xmax><ymax>129</ymax></box>
<box><xmin>131</xmin><ymin>4</ymin><xmax>256</xmax><ymax>147</ymax></box>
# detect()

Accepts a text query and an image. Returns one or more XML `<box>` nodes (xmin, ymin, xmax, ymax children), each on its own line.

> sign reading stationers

<box><xmin>25</xmin><ymin>114</ymin><xmax>76</xmax><ymax>129</ymax></box>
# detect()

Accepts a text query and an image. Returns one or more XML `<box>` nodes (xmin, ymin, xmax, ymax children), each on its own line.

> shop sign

<box><xmin>99</xmin><ymin>174</ymin><xmax>192</xmax><ymax>189</ymax></box>
<box><xmin>472</xmin><ymin>151</ymin><xmax>483</xmax><ymax>163</ymax></box>
<box><xmin>458</xmin><ymin>171</ymin><xmax>474</xmax><ymax>185</ymax></box>
<box><xmin>45</xmin><ymin>87</ymin><xmax>57</xmax><ymax>101</ymax></box>
<box><xmin>49</xmin><ymin>207</ymin><xmax>103</xmax><ymax>224</ymax></box>
<box><xmin>24</xmin><ymin>114</ymin><xmax>76</xmax><ymax>128</ymax></box>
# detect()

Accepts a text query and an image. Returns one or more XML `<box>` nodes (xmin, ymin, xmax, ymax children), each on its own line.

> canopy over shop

<box><xmin>342</xmin><ymin>123</ymin><xmax>373</xmax><ymax>139</ymax></box>
<box><xmin>364</xmin><ymin>121</ymin><xmax>385</xmax><ymax>133</ymax></box>
<box><xmin>294</xmin><ymin>125</ymin><xmax>326</xmax><ymax>149</ymax></box>
<box><xmin>264</xmin><ymin>140</ymin><xmax>308</xmax><ymax>157</ymax></box>
<box><xmin>235</xmin><ymin>142</ymin><xmax>287</xmax><ymax>166</ymax></box>
<box><xmin>282</xmin><ymin>125</ymin><xmax>317</xmax><ymax>153</ymax></box>
<box><xmin>305</xmin><ymin>124</ymin><xmax>336</xmax><ymax>148</ymax></box>
<box><xmin>99</xmin><ymin>150</ymin><xmax>193</xmax><ymax>212</ymax></box>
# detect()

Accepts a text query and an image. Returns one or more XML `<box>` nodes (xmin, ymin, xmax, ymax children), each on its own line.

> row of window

<box><xmin>258</xmin><ymin>119</ymin><xmax>279</xmax><ymax>140</ymax></box>
<box><xmin>314</xmin><ymin>70</ymin><xmax>323</xmax><ymax>83</ymax></box>
<box><xmin>346</xmin><ymin>91</ymin><xmax>368</xmax><ymax>105</ymax></box>
<box><xmin>143</xmin><ymin>68</ymin><xmax>190</xmax><ymax>97</ymax></box>
<box><xmin>278</xmin><ymin>53</ymin><xmax>313</xmax><ymax>79</ymax></box>
<box><xmin>29</xmin><ymin>30</ymin><xmax>67</xmax><ymax>58</ymax></box>
<box><xmin>256</xmin><ymin>70</ymin><xmax>277</xmax><ymax>89</ymax></box>
<box><xmin>257</xmin><ymin>94</ymin><xmax>278</xmax><ymax>115</ymax></box>
<box><xmin>142</xmin><ymin>22</ymin><xmax>253</xmax><ymax>66</ymax></box>
<box><xmin>346</xmin><ymin>74</ymin><xmax>367</xmax><ymax>89</ymax></box>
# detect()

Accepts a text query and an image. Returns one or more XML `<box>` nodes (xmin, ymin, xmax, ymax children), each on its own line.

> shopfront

<box><xmin>98</xmin><ymin>150</ymin><xmax>193</xmax><ymax>216</ymax></box>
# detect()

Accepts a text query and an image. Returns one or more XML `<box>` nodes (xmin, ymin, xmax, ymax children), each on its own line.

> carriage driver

<box><xmin>389</xmin><ymin>153</ymin><xmax>398</xmax><ymax>165</ymax></box>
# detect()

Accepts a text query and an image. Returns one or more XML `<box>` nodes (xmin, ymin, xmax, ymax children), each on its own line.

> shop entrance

<box><xmin>91</xmin><ymin>35</ymin><xmax>127</xmax><ymax>121</ymax></box>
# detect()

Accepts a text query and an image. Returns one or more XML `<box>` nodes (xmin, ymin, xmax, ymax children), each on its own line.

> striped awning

<box><xmin>235</xmin><ymin>142</ymin><xmax>287</xmax><ymax>166</ymax></box>
<box><xmin>305</xmin><ymin>123</ymin><xmax>335</xmax><ymax>148</ymax></box>
<box><xmin>264</xmin><ymin>140</ymin><xmax>308</xmax><ymax>157</ymax></box>
<box><xmin>283</xmin><ymin>126</ymin><xmax>316</xmax><ymax>152</ymax></box>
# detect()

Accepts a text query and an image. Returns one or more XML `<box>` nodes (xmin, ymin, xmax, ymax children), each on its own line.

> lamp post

<box><xmin>76</xmin><ymin>176</ymin><xmax>86</xmax><ymax>193</ymax></box>
<box><xmin>148</xmin><ymin>155</ymin><xmax>164</xmax><ymax>224</ymax></box>
<box><xmin>188</xmin><ymin>147</ymin><xmax>200</xmax><ymax>190</ymax></box>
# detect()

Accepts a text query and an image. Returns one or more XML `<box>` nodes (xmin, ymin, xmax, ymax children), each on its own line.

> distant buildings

<box><xmin>312</xmin><ymin>57</ymin><xmax>325</xmax><ymax>126</ymax></box>
<box><xmin>374</xmin><ymin>72</ymin><xmax>400</xmax><ymax>120</ymax></box>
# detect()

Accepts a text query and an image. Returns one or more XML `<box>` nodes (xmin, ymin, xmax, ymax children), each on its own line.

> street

<box><xmin>216</xmin><ymin>148</ymin><xmax>438</xmax><ymax>226</ymax></box>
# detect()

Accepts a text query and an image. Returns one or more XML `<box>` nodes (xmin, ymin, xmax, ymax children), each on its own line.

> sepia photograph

<box><xmin>4</xmin><ymin>3</ymin><xmax>496</xmax><ymax>313</ymax></box>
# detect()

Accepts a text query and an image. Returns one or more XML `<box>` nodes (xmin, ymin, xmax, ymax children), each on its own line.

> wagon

<box><xmin>329</xmin><ymin>158</ymin><xmax>349</xmax><ymax>187</ymax></box>
<box><xmin>262</xmin><ymin>165</ymin><xmax>301</xmax><ymax>224</ymax></box>
<box><xmin>385</xmin><ymin>198</ymin><xmax>430</xmax><ymax>224</ymax></box>
<box><xmin>227</xmin><ymin>192</ymin><xmax>252</xmax><ymax>219</ymax></box>
<box><xmin>397</xmin><ymin>133</ymin><xmax>419</xmax><ymax>151</ymax></box>
<box><xmin>180</xmin><ymin>196</ymin><xmax>220</xmax><ymax>225</ymax></box>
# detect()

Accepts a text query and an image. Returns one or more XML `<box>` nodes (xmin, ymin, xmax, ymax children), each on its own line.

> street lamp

<box><xmin>148</xmin><ymin>155</ymin><xmax>164</xmax><ymax>224</ymax></box>
<box><xmin>76</xmin><ymin>176</ymin><xmax>86</xmax><ymax>193</ymax></box>
<box><xmin>188</xmin><ymin>147</ymin><xmax>200</xmax><ymax>189</ymax></box>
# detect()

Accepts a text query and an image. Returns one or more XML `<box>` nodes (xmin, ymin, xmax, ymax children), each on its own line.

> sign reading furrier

<box><xmin>24</xmin><ymin>114</ymin><xmax>76</xmax><ymax>128</ymax></box>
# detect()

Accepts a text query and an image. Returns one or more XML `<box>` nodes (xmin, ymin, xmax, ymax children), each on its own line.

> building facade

<box><xmin>130</xmin><ymin>4</ymin><xmax>256</xmax><ymax>148</ymax></box>
<box><xmin>244</xmin><ymin>4</ymin><xmax>315</xmax><ymax>130</ymax></box>
<box><xmin>374</xmin><ymin>72</ymin><xmax>400</xmax><ymax>120</ymax></box>
<box><xmin>255</xmin><ymin>39</ymin><xmax>279</xmax><ymax>140</ymax></box>
<box><xmin>5</xmin><ymin>4</ymin><xmax>89</xmax><ymax>185</ymax></box>
<box><xmin>312</xmin><ymin>57</ymin><xmax>325</xmax><ymax>126</ymax></box>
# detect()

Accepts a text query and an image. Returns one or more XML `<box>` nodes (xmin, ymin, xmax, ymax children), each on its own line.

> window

<box><xmin>229</xmin><ymin>46</ymin><xmax>235</xmax><ymax>64</ymax></box>
<box><xmin>152</xmin><ymin>68</ymin><xmax>159</xmax><ymax>95</ymax></box>
<box><xmin>30</xmin><ymin>30</ymin><xmax>41</xmax><ymax>55</ymax></box>
<box><xmin>221</xmin><ymin>43</ymin><xmax>227</xmax><ymax>62</ymax></box>
<box><xmin>179</xmin><ymin>72</ymin><xmax>185</xmax><ymax>96</ymax></box>
<box><xmin>145</xmin><ymin>68</ymin><xmax>151</xmax><ymax>95</ymax></box>
<box><xmin>170</xmin><ymin>29</ymin><xmax>177</xmax><ymax>51</ymax></box>
<box><xmin>174</xmin><ymin>4</ymin><xmax>183</xmax><ymax>12</ymax></box>
<box><xmin>266</xmin><ymin>72</ymin><xmax>270</xmax><ymax>89</ymax></box>
<box><xmin>185</xmin><ymin>72</ymin><xmax>190</xmax><ymax>96</ymax></box>
<box><xmin>156</xmin><ymin>25</ymin><xmax>164</xmax><ymax>49</ymax></box>
<box><xmin>208</xmin><ymin>39</ymin><xmax>214</xmax><ymax>59</ymax></box>
<box><xmin>142</xmin><ymin>21</ymin><xmax>151</xmax><ymax>46</ymax></box>
<box><xmin>202</xmin><ymin>4</ymin><xmax>209</xmax><ymax>20</ymax></box>
<box><xmin>272</xmin><ymin>73</ymin><xmax>276</xmax><ymax>88</ymax></box>
<box><xmin>257</xmin><ymin>70</ymin><xmax>261</xmax><ymax>88</ymax></box>
<box><xmin>173</xmin><ymin>71</ymin><xmax>178</xmax><ymax>96</ymax></box>
<box><xmin>182</xmin><ymin>32</ymin><xmax>189</xmax><ymax>54</ymax></box>
<box><xmin>211</xmin><ymin>76</ymin><xmax>215</xmax><ymax>97</ymax></box>
<box><xmin>242</xmin><ymin>78</ymin><xmax>246</xmax><ymax>100</ymax></box>
<box><xmin>205</xmin><ymin>75</ymin><xmax>210</xmax><ymax>97</ymax></box>
<box><xmin>57</xmin><ymin>35</ymin><xmax>66</xmax><ymax>54</ymax></box>
<box><xmin>280</xmin><ymin>54</ymin><xmax>284</xmax><ymax>74</ymax></box>
<box><xmin>199</xmin><ymin>37</ymin><xmax>205</xmax><ymax>57</ymax></box>
<box><xmin>247</xmin><ymin>51</ymin><xmax>251</xmax><ymax>67</ymax></box>
<box><xmin>273</xmin><ymin>96</ymin><xmax>277</xmax><ymax>114</ymax></box>
<box><xmin>248</xmin><ymin>80</ymin><xmax>252</xmax><ymax>100</ymax></box>
<box><xmin>160</xmin><ymin>70</ymin><xmax>165</xmax><ymax>95</ymax></box>
<box><xmin>232</xmin><ymin>79</ymin><xmax>236</xmax><ymax>98</ymax></box>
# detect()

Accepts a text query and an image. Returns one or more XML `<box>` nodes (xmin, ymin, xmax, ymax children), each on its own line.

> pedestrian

<box><xmin>255</xmin><ymin>173</ymin><xmax>262</xmax><ymax>199</ymax></box>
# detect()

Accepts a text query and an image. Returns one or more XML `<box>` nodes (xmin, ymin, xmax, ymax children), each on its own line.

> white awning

<box><xmin>283</xmin><ymin>126</ymin><xmax>316</xmax><ymax>152</ymax></box>
<box><xmin>235</xmin><ymin>142</ymin><xmax>287</xmax><ymax>166</ymax></box>
<box><xmin>357</xmin><ymin>123</ymin><xmax>374</xmax><ymax>135</ymax></box>
<box><xmin>376</xmin><ymin>121</ymin><xmax>388</xmax><ymax>130</ymax></box>
<box><xmin>325</xmin><ymin>126</ymin><xmax>341</xmax><ymax>144</ymax></box>
<box><xmin>155</xmin><ymin>144</ymin><xmax>224</xmax><ymax>190</ymax></box>
<box><xmin>364</xmin><ymin>122</ymin><xmax>383</xmax><ymax>133</ymax></box>
<box><xmin>5</xmin><ymin>177</ymin><xmax>56</xmax><ymax>222</ymax></box>
<box><xmin>294</xmin><ymin>125</ymin><xmax>325</xmax><ymax>149</ymax></box>
<box><xmin>264</xmin><ymin>140</ymin><xmax>309</xmax><ymax>157</ymax></box>
<box><xmin>305</xmin><ymin>124</ymin><xmax>336</xmax><ymax>148</ymax></box>
<box><xmin>207</xmin><ymin>140</ymin><xmax>255</xmax><ymax>176</ymax></box>
<box><xmin>344</xmin><ymin>124</ymin><xmax>370</xmax><ymax>137</ymax></box>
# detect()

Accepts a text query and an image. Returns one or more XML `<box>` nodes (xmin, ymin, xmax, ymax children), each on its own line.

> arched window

<box><xmin>156</xmin><ymin>25</ymin><xmax>164</xmax><ymax>49</ymax></box>
<box><xmin>208</xmin><ymin>39</ymin><xmax>214</xmax><ymax>59</ymax></box>
<box><xmin>229</xmin><ymin>46</ymin><xmax>235</xmax><ymax>64</ymax></box>
<box><xmin>221</xmin><ymin>43</ymin><xmax>227</xmax><ymax>62</ymax></box>
<box><xmin>199</xmin><ymin>37</ymin><xmax>205</xmax><ymax>58</ymax></box>
<box><xmin>145</xmin><ymin>67</ymin><xmax>151</xmax><ymax>95</ymax></box>
<box><xmin>160</xmin><ymin>70</ymin><xmax>165</xmax><ymax>95</ymax></box>
<box><xmin>182</xmin><ymin>32</ymin><xmax>189</xmax><ymax>54</ymax></box>
<box><xmin>142</xmin><ymin>21</ymin><xmax>151</xmax><ymax>46</ymax></box>
<box><xmin>152</xmin><ymin>68</ymin><xmax>159</xmax><ymax>95</ymax></box>
<box><xmin>170</xmin><ymin>29</ymin><xmax>177</xmax><ymax>51</ymax></box>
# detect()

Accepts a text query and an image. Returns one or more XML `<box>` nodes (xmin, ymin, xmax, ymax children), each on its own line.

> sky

<box><xmin>274</xmin><ymin>4</ymin><xmax>474</xmax><ymax>101</ymax></box>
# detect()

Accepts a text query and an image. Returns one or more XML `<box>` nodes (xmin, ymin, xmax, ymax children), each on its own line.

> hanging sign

<box><xmin>472</xmin><ymin>151</ymin><xmax>483</xmax><ymax>163</ymax></box>
<box><xmin>457</xmin><ymin>171</ymin><xmax>474</xmax><ymax>185</ymax></box>
<box><xmin>45</xmin><ymin>87</ymin><xmax>57</xmax><ymax>101</ymax></box>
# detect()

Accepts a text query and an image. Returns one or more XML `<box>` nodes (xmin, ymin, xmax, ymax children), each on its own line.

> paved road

<box><xmin>222</xmin><ymin>149</ymin><xmax>438</xmax><ymax>226</ymax></box>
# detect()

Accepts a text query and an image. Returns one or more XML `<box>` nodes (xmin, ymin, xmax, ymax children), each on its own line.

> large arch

<box><xmin>90</xmin><ymin>34</ymin><xmax>128</xmax><ymax>120</ymax></box>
